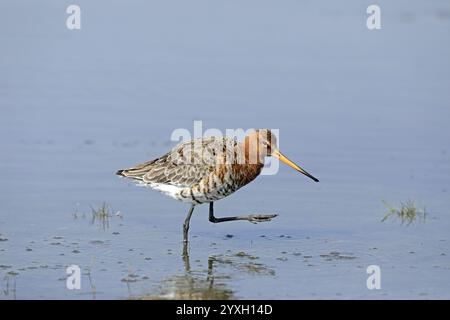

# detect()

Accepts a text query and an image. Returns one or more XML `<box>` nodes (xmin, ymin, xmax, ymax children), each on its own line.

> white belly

<box><xmin>139</xmin><ymin>182</ymin><xmax>196</xmax><ymax>203</ymax></box>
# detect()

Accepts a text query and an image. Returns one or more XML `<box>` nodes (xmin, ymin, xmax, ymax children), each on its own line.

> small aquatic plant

<box><xmin>381</xmin><ymin>200</ymin><xmax>427</xmax><ymax>225</ymax></box>
<box><xmin>90</xmin><ymin>202</ymin><xmax>122</xmax><ymax>229</ymax></box>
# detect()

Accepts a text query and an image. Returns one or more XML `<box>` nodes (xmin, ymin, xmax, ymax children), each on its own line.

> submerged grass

<box><xmin>381</xmin><ymin>200</ymin><xmax>427</xmax><ymax>225</ymax></box>
<box><xmin>89</xmin><ymin>202</ymin><xmax>122</xmax><ymax>229</ymax></box>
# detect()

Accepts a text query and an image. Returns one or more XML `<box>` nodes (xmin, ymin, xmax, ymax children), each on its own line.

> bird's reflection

<box><xmin>2</xmin><ymin>274</ymin><xmax>17</xmax><ymax>300</ymax></box>
<box><xmin>137</xmin><ymin>243</ymin><xmax>275</xmax><ymax>300</ymax></box>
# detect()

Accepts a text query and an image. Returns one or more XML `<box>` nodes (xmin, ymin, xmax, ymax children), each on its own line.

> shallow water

<box><xmin>1</xmin><ymin>0</ymin><xmax>450</xmax><ymax>299</ymax></box>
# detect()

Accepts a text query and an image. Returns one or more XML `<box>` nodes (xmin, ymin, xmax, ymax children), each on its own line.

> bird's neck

<box><xmin>243</xmin><ymin>137</ymin><xmax>265</xmax><ymax>165</ymax></box>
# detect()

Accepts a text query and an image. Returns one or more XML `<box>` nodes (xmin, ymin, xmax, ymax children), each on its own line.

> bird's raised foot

<box><xmin>247</xmin><ymin>214</ymin><xmax>278</xmax><ymax>224</ymax></box>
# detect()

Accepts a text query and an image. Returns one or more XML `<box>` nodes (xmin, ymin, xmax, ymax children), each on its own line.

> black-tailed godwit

<box><xmin>116</xmin><ymin>129</ymin><xmax>319</xmax><ymax>242</ymax></box>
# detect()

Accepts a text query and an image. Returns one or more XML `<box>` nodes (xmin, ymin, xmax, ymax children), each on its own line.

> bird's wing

<box><xmin>118</xmin><ymin>137</ymin><xmax>239</xmax><ymax>187</ymax></box>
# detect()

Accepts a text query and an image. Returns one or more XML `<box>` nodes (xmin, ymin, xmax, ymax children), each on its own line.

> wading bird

<box><xmin>116</xmin><ymin>129</ymin><xmax>318</xmax><ymax>242</ymax></box>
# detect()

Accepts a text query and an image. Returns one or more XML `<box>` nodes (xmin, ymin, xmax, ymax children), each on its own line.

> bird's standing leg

<box><xmin>208</xmin><ymin>202</ymin><xmax>277</xmax><ymax>224</ymax></box>
<box><xmin>182</xmin><ymin>240</ymin><xmax>189</xmax><ymax>260</ymax></box>
<box><xmin>182</xmin><ymin>244</ymin><xmax>190</xmax><ymax>271</ymax></box>
<box><xmin>183</xmin><ymin>204</ymin><xmax>195</xmax><ymax>243</ymax></box>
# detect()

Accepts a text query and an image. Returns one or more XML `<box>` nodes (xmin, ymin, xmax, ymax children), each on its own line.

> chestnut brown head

<box><xmin>245</xmin><ymin>129</ymin><xmax>319</xmax><ymax>182</ymax></box>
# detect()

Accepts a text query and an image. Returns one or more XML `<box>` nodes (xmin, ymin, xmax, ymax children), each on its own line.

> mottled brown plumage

<box><xmin>117</xmin><ymin>134</ymin><xmax>265</xmax><ymax>204</ymax></box>
<box><xmin>116</xmin><ymin>129</ymin><xmax>319</xmax><ymax>242</ymax></box>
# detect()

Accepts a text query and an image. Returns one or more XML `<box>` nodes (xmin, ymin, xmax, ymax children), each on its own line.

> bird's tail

<box><xmin>115</xmin><ymin>158</ymin><xmax>159</xmax><ymax>180</ymax></box>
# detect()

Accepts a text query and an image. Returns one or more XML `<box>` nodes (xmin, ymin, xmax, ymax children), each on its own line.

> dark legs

<box><xmin>182</xmin><ymin>202</ymin><xmax>277</xmax><ymax>245</ymax></box>
<box><xmin>208</xmin><ymin>202</ymin><xmax>278</xmax><ymax>224</ymax></box>
<box><xmin>183</xmin><ymin>204</ymin><xmax>195</xmax><ymax>243</ymax></box>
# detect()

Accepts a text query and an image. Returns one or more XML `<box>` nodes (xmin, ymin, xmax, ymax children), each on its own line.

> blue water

<box><xmin>1</xmin><ymin>0</ymin><xmax>449</xmax><ymax>299</ymax></box>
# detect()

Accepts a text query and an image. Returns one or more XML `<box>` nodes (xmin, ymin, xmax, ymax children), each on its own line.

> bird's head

<box><xmin>244</xmin><ymin>129</ymin><xmax>319</xmax><ymax>182</ymax></box>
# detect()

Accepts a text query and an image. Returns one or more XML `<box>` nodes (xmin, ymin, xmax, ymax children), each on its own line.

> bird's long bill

<box><xmin>273</xmin><ymin>149</ymin><xmax>319</xmax><ymax>182</ymax></box>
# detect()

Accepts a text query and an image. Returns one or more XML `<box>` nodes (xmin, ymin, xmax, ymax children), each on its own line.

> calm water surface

<box><xmin>1</xmin><ymin>1</ymin><xmax>450</xmax><ymax>299</ymax></box>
